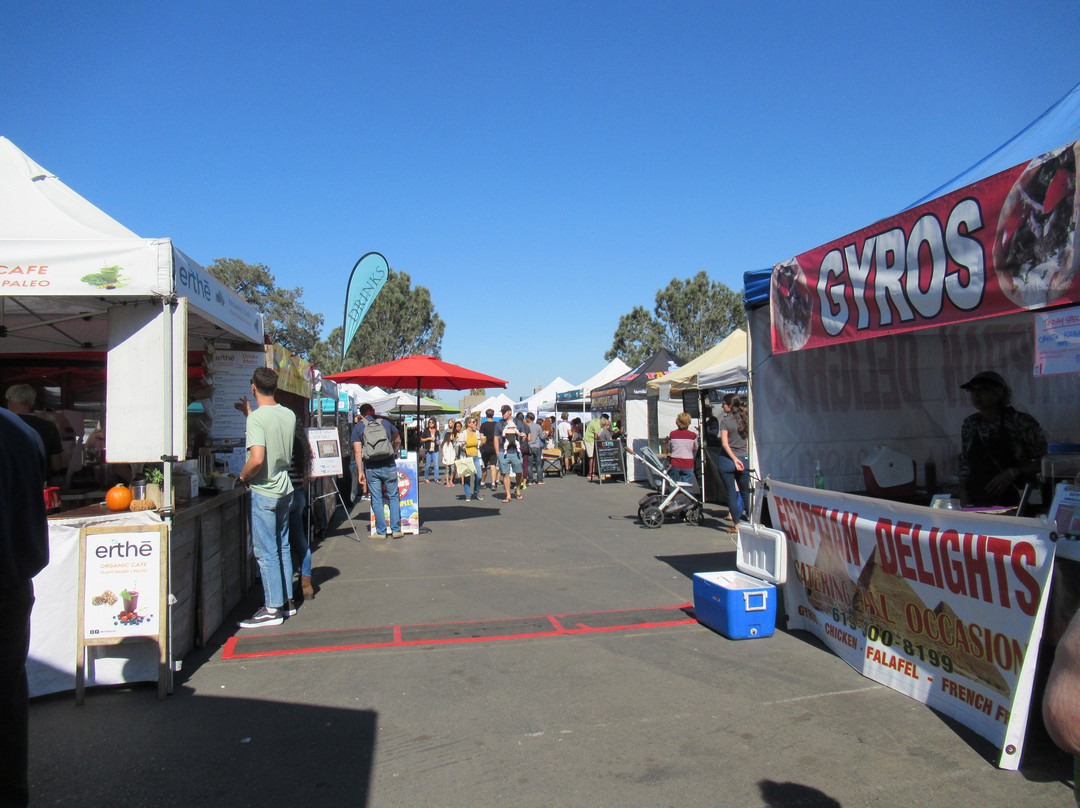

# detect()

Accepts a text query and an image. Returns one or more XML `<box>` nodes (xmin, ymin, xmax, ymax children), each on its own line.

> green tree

<box><xmin>308</xmin><ymin>268</ymin><xmax>445</xmax><ymax>373</ymax></box>
<box><xmin>206</xmin><ymin>258</ymin><xmax>324</xmax><ymax>357</ymax></box>
<box><xmin>606</xmin><ymin>271</ymin><xmax>745</xmax><ymax>366</ymax></box>
<box><xmin>605</xmin><ymin>306</ymin><xmax>664</xmax><ymax>368</ymax></box>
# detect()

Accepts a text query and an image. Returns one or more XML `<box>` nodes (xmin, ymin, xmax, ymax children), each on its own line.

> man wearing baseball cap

<box><xmin>958</xmin><ymin>370</ymin><xmax>1046</xmax><ymax>508</ymax></box>
<box><xmin>494</xmin><ymin>404</ymin><xmax>524</xmax><ymax>502</ymax></box>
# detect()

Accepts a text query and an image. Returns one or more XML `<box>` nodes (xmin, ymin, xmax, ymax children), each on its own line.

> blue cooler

<box><xmin>693</xmin><ymin>523</ymin><xmax>787</xmax><ymax>640</ymax></box>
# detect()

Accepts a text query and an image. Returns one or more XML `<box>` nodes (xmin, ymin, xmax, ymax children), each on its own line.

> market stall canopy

<box><xmin>367</xmin><ymin>391</ymin><xmax>452</xmax><ymax>415</ymax></box>
<box><xmin>646</xmin><ymin>329</ymin><xmax>746</xmax><ymax>392</ymax></box>
<box><xmin>0</xmin><ymin>136</ymin><xmax>262</xmax><ymax>351</ymax></box>
<box><xmin>591</xmin><ymin>348</ymin><xmax>684</xmax><ymax>403</ymax></box>
<box><xmin>695</xmin><ymin>354</ymin><xmax>748</xmax><ymax>390</ymax></box>
<box><xmin>554</xmin><ymin>358</ymin><xmax>632</xmax><ymax>407</ymax></box>
<box><xmin>469</xmin><ymin>392</ymin><xmax>515</xmax><ymax>415</ymax></box>
<box><xmin>512</xmin><ymin>376</ymin><xmax>575</xmax><ymax>414</ymax></box>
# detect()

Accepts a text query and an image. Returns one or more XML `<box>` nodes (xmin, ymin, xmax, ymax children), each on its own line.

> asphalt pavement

<box><xmin>28</xmin><ymin>470</ymin><xmax>1076</xmax><ymax>807</ymax></box>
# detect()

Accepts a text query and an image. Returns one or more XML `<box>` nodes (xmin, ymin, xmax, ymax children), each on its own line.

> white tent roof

<box><xmin>553</xmin><ymin>358</ymin><xmax>632</xmax><ymax>407</ymax></box>
<box><xmin>696</xmin><ymin>354</ymin><xmax>748</xmax><ymax>389</ymax></box>
<box><xmin>578</xmin><ymin>358</ymin><xmax>631</xmax><ymax>395</ymax></box>
<box><xmin>469</xmin><ymin>392</ymin><xmax>514</xmax><ymax>415</ymax></box>
<box><xmin>0</xmin><ymin>137</ymin><xmax>139</xmax><ymax>240</ymax></box>
<box><xmin>512</xmin><ymin>376</ymin><xmax>575</xmax><ymax>413</ymax></box>
<box><xmin>367</xmin><ymin>392</ymin><xmax>448</xmax><ymax>415</ymax></box>
<box><xmin>0</xmin><ymin>136</ymin><xmax>262</xmax><ymax>349</ymax></box>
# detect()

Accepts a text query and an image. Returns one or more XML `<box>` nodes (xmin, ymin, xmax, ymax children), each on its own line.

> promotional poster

<box><xmin>369</xmin><ymin>454</ymin><xmax>420</xmax><ymax>535</ymax></box>
<box><xmin>81</xmin><ymin>526</ymin><xmax>164</xmax><ymax>641</ymax></box>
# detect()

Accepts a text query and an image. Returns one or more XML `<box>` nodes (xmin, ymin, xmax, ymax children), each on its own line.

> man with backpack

<box><xmin>351</xmin><ymin>402</ymin><xmax>403</xmax><ymax>538</ymax></box>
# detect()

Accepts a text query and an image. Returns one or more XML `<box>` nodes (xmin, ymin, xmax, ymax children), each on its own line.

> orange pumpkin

<box><xmin>105</xmin><ymin>484</ymin><xmax>134</xmax><ymax>512</ymax></box>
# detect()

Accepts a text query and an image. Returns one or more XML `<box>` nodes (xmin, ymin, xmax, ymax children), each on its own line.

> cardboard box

<box><xmin>693</xmin><ymin>570</ymin><xmax>776</xmax><ymax>640</ymax></box>
<box><xmin>172</xmin><ymin>472</ymin><xmax>199</xmax><ymax>503</ymax></box>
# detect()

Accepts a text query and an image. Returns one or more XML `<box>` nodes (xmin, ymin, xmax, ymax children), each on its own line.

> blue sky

<box><xmin>4</xmin><ymin>1</ymin><xmax>1079</xmax><ymax>401</ymax></box>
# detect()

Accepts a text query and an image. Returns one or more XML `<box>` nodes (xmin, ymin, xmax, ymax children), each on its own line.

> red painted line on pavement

<box><xmin>222</xmin><ymin>604</ymin><xmax>695</xmax><ymax>660</ymax></box>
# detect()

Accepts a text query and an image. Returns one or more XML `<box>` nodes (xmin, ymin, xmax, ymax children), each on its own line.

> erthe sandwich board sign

<box><xmin>76</xmin><ymin>524</ymin><xmax>168</xmax><ymax>703</ymax></box>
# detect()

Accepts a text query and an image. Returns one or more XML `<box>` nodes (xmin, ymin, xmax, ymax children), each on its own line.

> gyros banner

<box><xmin>771</xmin><ymin>139</ymin><xmax>1080</xmax><ymax>353</ymax></box>
<box><xmin>768</xmin><ymin>480</ymin><xmax>1054</xmax><ymax>770</ymax></box>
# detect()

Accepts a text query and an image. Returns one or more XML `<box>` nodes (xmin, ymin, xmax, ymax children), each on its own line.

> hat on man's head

<box><xmin>501</xmin><ymin>404</ymin><xmax>512</xmax><ymax>413</ymax></box>
<box><xmin>960</xmin><ymin>371</ymin><xmax>1009</xmax><ymax>391</ymax></box>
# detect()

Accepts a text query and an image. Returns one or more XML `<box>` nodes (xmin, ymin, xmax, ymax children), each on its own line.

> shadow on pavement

<box><xmin>759</xmin><ymin>779</ymin><xmax>841</xmax><ymax>807</ymax></box>
<box><xmin>30</xmin><ymin>685</ymin><xmax>376</xmax><ymax>805</ymax></box>
<box><xmin>655</xmin><ymin>550</ymin><xmax>736</xmax><ymax>579</ymax></box>
<box><xmin>419</xmin><ymin>504</ymin><xmax>503</xmax><ymax>522</ymax></box>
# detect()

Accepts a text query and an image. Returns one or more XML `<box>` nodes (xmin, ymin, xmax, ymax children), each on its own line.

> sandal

<box><xmin>502</xmin><ymin>498</ymin><xmax>511</xmax><ymax>503</ymax></box>
<box><xmin>515</xmin><ymin>494</ymin><xmax>524</xmax><ymax>500</ymax></box>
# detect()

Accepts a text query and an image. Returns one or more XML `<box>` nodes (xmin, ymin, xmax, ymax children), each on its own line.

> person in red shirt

<box><xmin>667</xmin><ymin>412</ymin><xmax>699</xmax><ymax>486</ymax></box>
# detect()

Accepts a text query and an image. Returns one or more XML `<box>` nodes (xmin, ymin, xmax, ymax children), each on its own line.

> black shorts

<box><xmin>481</xmin><ymin>449</ymin><xmax>497</xmax><ymax>467</ymax></box>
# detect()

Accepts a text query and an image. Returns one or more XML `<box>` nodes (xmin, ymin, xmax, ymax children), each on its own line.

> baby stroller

<box><xmin>633</xmin><ymin>446</ymin><xmax>705</xmax><ymax>528</ymax></box>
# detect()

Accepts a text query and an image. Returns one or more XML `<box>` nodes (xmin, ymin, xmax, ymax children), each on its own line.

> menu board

<box><xmin>210</xmin><ymin>350</ymin><xmax>265</xmax><ymax>440</ymax></box>
<box><xmin>596</xmin><ymin>439</ymin><xmax>626</xmax><ymax>482</ymax></box>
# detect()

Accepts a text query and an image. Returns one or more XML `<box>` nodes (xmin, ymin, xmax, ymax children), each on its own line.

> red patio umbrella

<box><xmin>325</xmin><ymin>354</ymin><xmax>507</xmax><ymax>393</ymax></box>
<box><xmin>325</xmin><ymin>355</ymin><xmax>508</xmax><ymax>529</ymax></box>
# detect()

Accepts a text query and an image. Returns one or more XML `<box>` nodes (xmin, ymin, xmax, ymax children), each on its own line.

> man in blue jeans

<box><xmin>235</xmin><ymin>367</ymin><xmax>297</xmax><ymax>628</ymax></box>
<box><xmin>351</xmin><ymin>403</ymin><xmax>403</xmax><ymax>538</ymax></box>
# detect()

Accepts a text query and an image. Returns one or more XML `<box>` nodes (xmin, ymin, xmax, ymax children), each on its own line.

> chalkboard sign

<box><xmin>595</xmin><ymin>439</ymin><xmax>626</xmax><ymax>484</ymax></box>
<box><xmin>681</xmin><ymin>390</ymin><xmax>700</xmax><ymax>418</ymax></box>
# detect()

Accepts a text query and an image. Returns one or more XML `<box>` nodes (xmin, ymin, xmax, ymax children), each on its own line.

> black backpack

<box><xmin>361</xmin><ymin>417</ymin><xmax>395</xmax><ymax>462</ymax></box>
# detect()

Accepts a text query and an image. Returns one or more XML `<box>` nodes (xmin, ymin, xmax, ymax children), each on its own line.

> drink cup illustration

<box><xmin>121</xmin><ymin>589</ymin><xmax>139</xmax><ymax>612</ymax></box>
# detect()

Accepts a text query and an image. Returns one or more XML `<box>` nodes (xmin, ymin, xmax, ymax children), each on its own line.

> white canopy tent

<box><xmin>367</xmin><ymin>391</ymin><xmax>448</xmax><ymax>415</ymax></box>
<box><xmin>469</xmin><ymin>392</ymin><xmax>514</xmax><ymax>415</ymax></box>
<box><xmin>1</xmin><ymin>136</ymin><xmax>264</xmax><ymax>698</ymax></box>
<box><xmin>696</xmin><ymin>354</ymin><xmax>748</xmax><ymax>389</ymax></box>
<box><xmin>0</xmin><ymin>136</ymin><xmax>263</xmax><ymax>467</ymax></box>
<box><xmin>512</xmin><ymin>376</ymin><xmax>575</xmax><ymax>415</ymax></box>
<box><xmin>554</xmin><ymin>358</ymin><xmax>631</xmax><ymax>409</ymax></box>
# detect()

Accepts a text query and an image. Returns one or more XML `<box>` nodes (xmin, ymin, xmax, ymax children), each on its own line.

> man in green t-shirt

<box><xmin>235</xmin><ymin>367</ymin><xmax>297</xmax><ymax>628</ymax></box>
<box><xmin>583</xmin><ymin>414</ymin><xmax>606</xmax><ymax>481</ymax></box>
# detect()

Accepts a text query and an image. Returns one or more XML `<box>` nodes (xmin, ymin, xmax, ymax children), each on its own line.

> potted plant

<box><xmin>145</xmin><ymin>465</ymin><xmax>164</xmax><ymax>508</ymax></box>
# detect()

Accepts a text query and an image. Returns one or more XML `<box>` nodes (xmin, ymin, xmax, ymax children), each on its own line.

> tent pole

<box><xmin>161</xmin><ymin>295</ymin><xmax>176</xmax><ymax>695</ymax></box>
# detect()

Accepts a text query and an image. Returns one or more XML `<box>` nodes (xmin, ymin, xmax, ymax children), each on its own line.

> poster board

<box><xmin>1034</xmin><ymin>305</ymin><xmax>1080</xmax><ymax>377</ymax></box>
<box><xmin>307</xmin><ymin>427</ymin><xmax>343</xmax><ymax>478</ymax></box>
<box><xmin>76</xmin><ymin>524</ymin><xmax>169</xmax><ymax>702</ymax></box>
<box><xmin>596</xmin><ymin>439</ymin><xmax>627</xmax><ymax>484</ymax></box>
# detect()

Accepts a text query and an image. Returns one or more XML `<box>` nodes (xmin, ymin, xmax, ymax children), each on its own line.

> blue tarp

<box><xmin>906</xmin><ymin>80</ymin><xmax>1080</xmax><ymax>209</ymax></box>
<box><xmin>742</xmin><ymin>268</ymin><xmax>773</xmax><ymax>310</ymax></box>
<box><xmin>745</xmin><ymin>80</ymin><xmax>1080</xmax><ymax>300</ymax></box>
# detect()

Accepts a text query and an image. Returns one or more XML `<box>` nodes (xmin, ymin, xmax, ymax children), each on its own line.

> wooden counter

<box><xmin>172</xmin><ymin>488</ymin><xmax>251</xmax><ymax>654</ymax></box>
<box><xmin>34</xmin><ymin>489</ymin><xmax>252</xmax><ymax>697</ymax></box>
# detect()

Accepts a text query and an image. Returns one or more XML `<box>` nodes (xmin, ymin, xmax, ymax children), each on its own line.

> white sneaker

<box><xmin>238</xmin><ymin>606</ymin><xmax>283</xmax><ymax>628</ymax></box>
